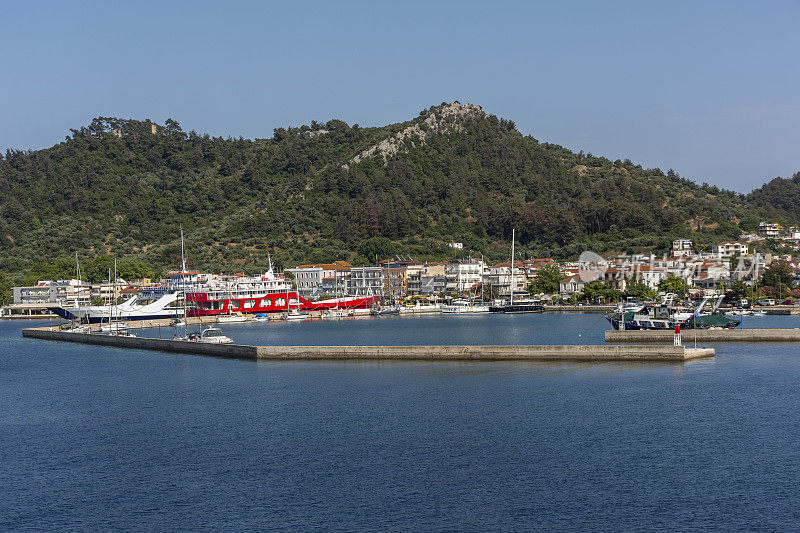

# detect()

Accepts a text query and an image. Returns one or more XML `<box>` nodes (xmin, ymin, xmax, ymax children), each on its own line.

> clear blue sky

<box><xmin>3</xmin><ymin>1</ymin><xmax>799</xmax><ymax>192</ymax></box>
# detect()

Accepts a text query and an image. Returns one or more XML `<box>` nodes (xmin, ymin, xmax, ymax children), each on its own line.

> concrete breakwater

<box><xmin>606</xmin><ymin>328</ymin><xmax>800</xmax><ymax>343</ymax></box>
<box><xmin>23</xmin><ymin>327</ymin><xmax>712</xmax><ymax>362</ymax></box>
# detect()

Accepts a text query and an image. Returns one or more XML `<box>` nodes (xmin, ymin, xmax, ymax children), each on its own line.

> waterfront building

<box><xmin>13</xmin><ymin>279</ymin><xmax>94</xmax><ymax>306</ymax></box>
<box><xmin>349</xmin><ymin>266</ymin><xmax>384</xmax><ymax>298</ymax></box>
<box><xmin>445</xmin><ymin>259</ymin><xmax>484</xmax><ymax>294</ymax></box>
<box><xmin>559</xmin><ymin>275</ymin><xmax>585</xmax><ymax>296</ymax></box>
<box><xmin>320</xmin><ymin>274</ymin><xmax>350</xmax><ymax>298</ymax></box>
<box><xmin>483</xmin><ymin>262</ymin><xmax>527</xmax><ymax>298</ymax></box>
<box><xmin>408</xmin><ymin>263</ymin><xmax>447</xmax><ymax>297</ymax></box>
<box><xmin>286</xmin><ymin>261</ymin><xmax>351</xmax><ymax>298</ymax></box>
<box><xmin>380</xmin><ymin>258</ymin><xmax>423</xmax><ymax>300</ymax></box>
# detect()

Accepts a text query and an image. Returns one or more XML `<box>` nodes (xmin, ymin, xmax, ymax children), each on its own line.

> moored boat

<box><xmin>196</xmin><ymin>327</ymin><xmax>233</xmax><ymax>344</ymax></box>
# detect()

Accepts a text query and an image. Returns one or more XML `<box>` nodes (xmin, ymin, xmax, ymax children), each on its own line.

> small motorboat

<box><xmin>197</xmin><ymin>327</ymin><xmax>233</xmax><ymax>344</ymax></box>
<box><xmin>100</xmin><ymin>322</ymin><xmax>129</xmax><ymax>333</ymax></box>
<box><xmin>217</xmin><ymin>313</ymin><xmax>249</xmax><ymax>323</ymax></box>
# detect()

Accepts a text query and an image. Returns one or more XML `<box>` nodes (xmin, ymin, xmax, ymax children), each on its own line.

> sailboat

<box><xmin>102</xmin><ymin>258</ymin><xmax>136</xmax><ymax>336</ymax></box>
<box><xmin>174</xmin><ymin>228</ymin><xmax>194</xmax><ymax>341</ymax></box>
<box><xmin>489</xmin><ymin>228</ymin><xmax>543</xmax><ymax>313</ymax></box>
<box><xmin>283</xmin><ymin>285</ymin><xmax>308</xmax><ymax>320</ymax></box>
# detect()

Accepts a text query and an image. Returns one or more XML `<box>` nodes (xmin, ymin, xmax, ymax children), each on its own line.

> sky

<box><xmin>2</xmin><ymin>1</ymin><xmax>799</xmax><ymax>193</ymax></box>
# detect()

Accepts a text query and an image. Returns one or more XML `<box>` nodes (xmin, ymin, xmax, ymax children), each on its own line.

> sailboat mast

<box><xmin>113</xmin><ymin>257</ymin><xmax>117</xmax><ymax>326</ymax></box>
<box><xmin>510</xmin><ymin>229</ymin><xmax>515</xmax><ymax>306</ymax></box>
<box><xmin>180</xmin><ymin>227</ymin><xmax>188</xmax><ymax>338</ymax></box>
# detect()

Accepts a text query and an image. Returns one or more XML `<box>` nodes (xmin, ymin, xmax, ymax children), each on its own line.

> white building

<box><xmin>13</xmin><ymin>279</ymin><xmax>92</xmax><ymax>306</ymax></box>
<box><xmin>483</xmin><ymin>262</ymin><xmax>527</xmax><ymax>298</ymax></box>
<box><xmin>759</xmin><ymin>222</ymin><xmax>783</xmax><ymax>238</ymax></box>
<box><xmin>348</xmin><ymin>266</ymin><xmax>384</xmax><ymax>297</ymax></box>
<box><xmin>445</xmin><ymin>259</ymin><xmax>484</xmax><ymax>293</ymax></box>
<box><xmin>559</xmin><ymin>275</ymin><xmax>585</xmax><ymax>296</ymax></box>
<box><xmin>671</xmin><ymin>239</ymin><xmax>694</xmax><ymax>258</ymax></box>
<box><xmin>712</xmin><ymin>242</ymin><xmax>748</xmax><ymax>258</ymax></box>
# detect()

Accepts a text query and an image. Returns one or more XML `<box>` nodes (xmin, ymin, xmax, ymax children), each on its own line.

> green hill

<box><xmin>0</xmin><ymin>102</ymin><xmax>797</xmax><ymax>297</ymax></box>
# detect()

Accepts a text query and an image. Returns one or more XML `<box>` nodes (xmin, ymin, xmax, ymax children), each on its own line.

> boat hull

<box><xmin>489</xmin><ymin>304</ymin><xmax>544</xmax><ymax>313</ymax></box>
<box><xmin>187</xmin><ymin>292</ymin><xmax>377</xmax><ymax>317</ymax></box>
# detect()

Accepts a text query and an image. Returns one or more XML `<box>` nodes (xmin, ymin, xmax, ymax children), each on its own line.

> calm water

<box><xmin>2</xmin><ymin>314</ymin><xmax>800</xmax><ymax>531</ymax></box>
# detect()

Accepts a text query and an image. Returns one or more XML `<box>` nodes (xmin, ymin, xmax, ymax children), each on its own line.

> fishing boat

<box><xmin>253</xmin><ymin>313</ymin><xmax>271</xmax><ymax>322</ymax></box>
<box><xmin>606</xmin><ymin>295</ymin><xmax>740</xmax><ymax>330</ymax></box>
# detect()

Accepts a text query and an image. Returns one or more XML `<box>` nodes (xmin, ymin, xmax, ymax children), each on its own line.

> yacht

<box><xmin>440</xmin><ymin>300</ymin><xmax>490</xmax><ymax>313</ymax></box>
<box><xmin>51</xmin><ymin>292</ymin><xmax>184</xmax><ymax>324</ymax></box>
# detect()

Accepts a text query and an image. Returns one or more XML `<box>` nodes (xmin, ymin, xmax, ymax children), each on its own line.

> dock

<box><xmin>606</xmin><ymin>328</ymin><xmax>800</xmax><ymax>343</ymax></box>
<box><xmin>23</xmin><ymin>327</ymin><xmax>712</xmax><ymax>362</ymax></box>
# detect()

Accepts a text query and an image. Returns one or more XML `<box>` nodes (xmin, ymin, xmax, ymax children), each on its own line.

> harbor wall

<box><xmin>23</xmin><ymin>328</ymin><xmax>259</xmax><ymax>359</ymax></box>
<box><xmin>22</xmin><ymin>327</ymin><xmax>712</xmax><ymax>362</ymax></box>
<box><xmin>606</xmin><ymin>328</ymin><xmax>800</xmax><ymax>343</ymax></box>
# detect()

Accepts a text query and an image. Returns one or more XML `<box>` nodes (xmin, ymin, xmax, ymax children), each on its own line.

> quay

<box><xmin>23</xmin><ymin>327</ymin><xmax>713</xmax><ymax>362</ymax></box>
<box><xmin>606</xmin><ymin>328</ymin><xmax>800</xmax><ymax>343</ymax></box>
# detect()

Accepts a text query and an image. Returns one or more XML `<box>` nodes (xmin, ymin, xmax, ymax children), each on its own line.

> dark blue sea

<box><xmin>2</xmin><ymin>313</ymin><xmax>800</xmax><ymax>531</ymax></box>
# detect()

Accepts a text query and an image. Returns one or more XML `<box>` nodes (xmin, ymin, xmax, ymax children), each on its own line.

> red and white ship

<box><xmin>170</xmin><ymin>267</ymin><xmax>376</xmax><ymax>318</ymax></box>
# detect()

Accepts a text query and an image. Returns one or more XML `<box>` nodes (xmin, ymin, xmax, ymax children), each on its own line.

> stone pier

<box><xmin>23</xmin><ymin>327</ymin><xmax>713</xmax><ymax>362</ymax></box>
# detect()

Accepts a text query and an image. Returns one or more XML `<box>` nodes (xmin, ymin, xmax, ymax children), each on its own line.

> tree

<box><xmin>357</xmin><ymin>236</ymin><xmax>395</xmax><ymax>263</ymax></box>
<box><xmin>528</xmin><ymin>264</ymin><xmax>561</xmax><ymax>295</ymax></box>
<box><xmin>761</xmin><ymin>263</ymin><xmax>794</xmax><ymax>288</ymax></box>
<box><xmin>657</xmin><ymin>274</ymin><xmax>689</xmax><ymax>298</ymax></box>
<box><xmin>624</xmin><ymin>279</ymin><xmax>657</xmax><ymax>301</ymax></box>
<box><xmin>581</xmin><ymin>281</ymin><xmax>622</xmax><ymax>303</ymax></box>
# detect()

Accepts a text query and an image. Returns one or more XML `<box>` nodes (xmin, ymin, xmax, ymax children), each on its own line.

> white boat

<box><xmin>217</xmin><ymin>313</ymin><xmax>249</xmax><ymax>323</ymax></box>
<box><xmin>440</xmin><ymin>301</ymin><xmax>490</xmax><ymax>313</ymax></box>
<box><xmin>399</xmin><ymin>303</ymin><xmax>441</xmax><ymax>314</ymax></box>
<box><xmin>100</xmin><ymin>323</ymin><xmax>129</xmax><ymax>333</ymax></box>
<box><xmin>197</xmin><ymin>327</ymin><xmax>233</xmax><ymax>344</ymax></box>
<box><xmin>253</xmin><ymin>314</ymin><xmax>271</xmax><ymax>322</ymax></box>
<box><xmin>52</xmin><ymin>292</ymin><xmax>184</xmax><ymax>323</ymax></box>
<box><xmin>284</xmin><ymin>309</ymin><xmax>309</xmax><ymax>321</ymax></box>
<box><xmin>321</xmin><ymin>308</ymin><xmax>353</xmax><ymax>319</ymax></box>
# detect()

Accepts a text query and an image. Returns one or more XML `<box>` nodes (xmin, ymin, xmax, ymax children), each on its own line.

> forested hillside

<box><xmin>0</xmin><ymin>102</ymin><xmax>797</xmax><ymax>294</ymax></box>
